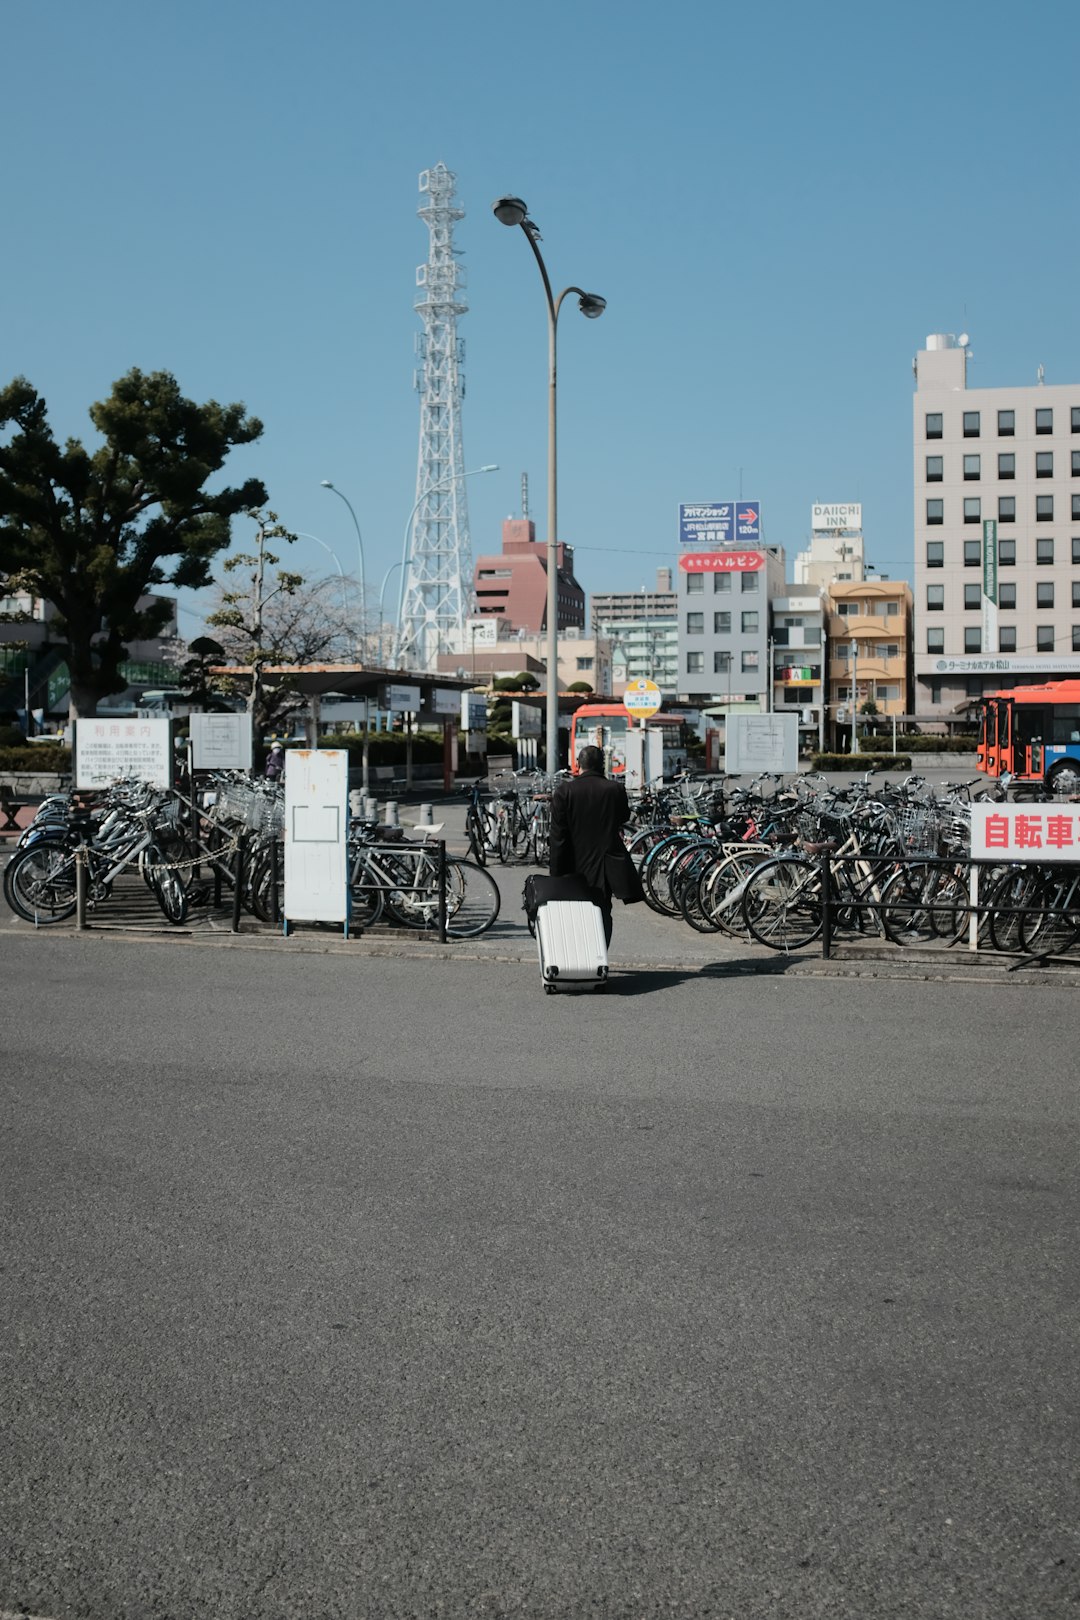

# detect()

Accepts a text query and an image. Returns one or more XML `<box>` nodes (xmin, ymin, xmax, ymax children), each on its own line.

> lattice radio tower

<box><xmin>396</xmin><ymin>163</ymin><xmax>473</xmax><ymax>669</ymax></box>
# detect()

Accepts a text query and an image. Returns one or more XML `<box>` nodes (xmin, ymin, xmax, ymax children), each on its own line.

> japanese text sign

<box><xmin>679</xmin><ymin>550</ymin><xmax>764</xmax><ymax>573</ymax></box>
<box><xmin>970</xmin><ymin>803</ymin><xmax>1080</xmax><ymax>863</ymax></box>
<box><xmin>75</xmin><ymin>717</ymin><xmax>172</xmax><ymax>788</ymax></box>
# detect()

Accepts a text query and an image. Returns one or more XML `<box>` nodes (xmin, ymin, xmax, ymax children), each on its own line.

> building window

<box><xmin>999</xmin><ymin>538</ymin><xmax>1016</xmax><ymax>565</ymax></box>
<box><xmin>1037</xmin><ymin>495</ymin><xmax>1054</xmax><ymax>522</ymax></box>
<box><xmin>686</xmin><ymin>612</ymin><xmax>704</xmax><ymax>634</ymax></box>
<box><xmin>714</xmin><ymin>611</ymin><xmax>731</xmax><ymax>633</ymax></box>
<box><xmin>1037</xmin><ymin>537</ymin><xmax>1055</xmax><ymax>565</ymax></box>
<box><xmin>836</xmin><ymin>601</ymin><xmax>856</xmax><ymax>615</ymax></box>
<box><xmin>999</xmin><ymin>626</ymin><xmax>1017</xmax><ymax>653</ymax></box>
<box><xmin>926</xmin><ymin>541</ymin><xmax>944</xmax><ymax>567</ymax></box>
<box><xmin>926</xmin><ymin>455</ymin><xmax>943</xmax><ymax>481</ymax></box>
<box><xmin>963</xmin><ymin>454</ymin><xmax>980</xmax><ymax>480</ymax></box>
<box><xmin>998</xmin><ymin>409</ymin><xmax>1015</xmax><ymax>437</ymax></box>
<box><xmin>1073</xmin><ymin>406</ymin><xmax>1080</xmax><ymax>434</ymax></box>
<box><xmin>575</xmin><ymin>657</ymin><xmax>594</xmax><ymax>670</ymax></box>
<box><xmin>1038</xmin><ymin>582</ymin><xmax>1055</xmax><ymax>608</ymax></box>
<box><xmin>879</xmin><ymin>643</ymin><xmax>900</xmax><ymax>660</ymax></box>
<box><xmin>926</xmin><ymin>412</ymin><xmax>943</xmax><ymax>439</ymax></box>
<box><xmin>741</xmin><ymin>572</ymin><xmax>759</xmax><ymax>593</ymax></box>
<box><xmin>1074</xmin><ymin>538</ymin><xmax>1080</xmax><ymax>564</ymax></box>
<box><xmin>1074</xmin><ymin>495</ymin><xmax>1080</xmax><ymax>521</ymax></box>
<box><xmin>713</xmin><ymin>650</ymin><xmax>731</xmax><ymax>674</ymax></box>
<box><xmin>964</xmin><ymin>627</ymin><xmax>982</xmax><ymax>653</ymax></box>
<box><xmin>998</xmin><ymin>452</ymin><xmax>1015</xmax><ymax>479</ymax></box>
<box><xmin>741</xmin><ymin>650</ymin><xmax>759</xmax><ymax>672</ymax></box>
<box><xmin>713</xmin><ymin>573</ymin><xmax>731</xmax><ymax>593</ymax></box>
<box><xmin>963</xmin><ymin>497</ymin><xmax>981</xmax><ymax>523</ymax></box>
<box><xmin>926</xmin><ymin>498</ymin><xmax>944</xmax><ymax>525</ymax></box>
<box><xmin>999</xmin><ymin>583</ymin><xmax>1017</xmax><ymax>609</ymax></box>
<box><xmin>685</xmin><ymin>572</ymin><xmax>703</xmax><ymax>594</ymax></box>
<box><xmin>1073</xmin><ymin>452</ymin><xmax>1080</xmax><ymax>477</ymax></box>
<box><xmin>964</xmin><ymin>584</ymin><xmax>981</xmax><ymax>610</ymax></box>
<box><xmin>741</xmin><ymin>611</ymin><xmax>759</xmax><ymax>633</ymax></box>
<box><xmin>964</xmin><ymin>540</ymin><xmax>981</xmax><ymax>566</ymax></box>
<box><xmin>930</xmin><ymin>681</ymin><xmax>942</xmax><ymax>704</ymax></box>
<box><xmin>963</xmin><ymin>411</ymin><xmax>980</xmax><ymax>437</ymax></box>
<box><xmin>1036</xmin><ymin>407</ymin><xmax>1053</xmax><ymax>435</ymax></box>
<box><xmin>998</xmin><ymin>496</ymin><xmax>1016</xmax><ymax>522</ymax></box>
<box><xmin>927</xmin><ymin>627</ymin><xmax>944</xmax><ymax>653</ymax></box>
<box><xmin>1036</xmin><ymin>451</ymin><xmax>1054</xmax><ymax>478</ymax></box>
<box><xmin>686</xmin><ymin>651</ymin><xmax>704</xmax><ymax>674</ymax></box>
<box><xmin>1037</xmin><ymin>625</ymin><xmax>1055</xmax><ymax>652</ymax></box>
<box><xmin>886</xmin><ymin>601</ymin><xmax>899</xmax><ymax>615</ymax></box>
<box><xmin>927</xmin><ymin>585</ymin><xmax>944</xmax><ymax>612</ymax></box>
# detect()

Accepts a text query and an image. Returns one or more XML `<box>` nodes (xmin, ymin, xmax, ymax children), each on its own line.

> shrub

<box><xmin>811</xmin><ymin>753</ymin><xmax>912</xmax><ymax>772</ymax></box>
<box><xmin>858</xmin><ymin>734</ymin><xmax>976</xmax><ymax>754</ymax></box>
<box><xmin>0</xmin><ymin>745</ymin><xmax>72</xmax><ymax>772</ymax></box>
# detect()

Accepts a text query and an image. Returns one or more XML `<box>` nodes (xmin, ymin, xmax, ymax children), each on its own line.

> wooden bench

<box><xmin>0</xmin><ymin>783</ymin><xmax>32</xmax><ymax>831</ymax></box>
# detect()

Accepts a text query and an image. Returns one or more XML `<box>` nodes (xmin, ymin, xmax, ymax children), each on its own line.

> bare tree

<box><xmin>206</xmin><ymin>513</ymin><xmax>354</xmax><ymax>740</ymax></box>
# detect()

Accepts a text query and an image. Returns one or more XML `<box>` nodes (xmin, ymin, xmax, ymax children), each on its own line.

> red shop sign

<box><xmin>678</xmin><ymin>550</ymin><xmax>764</xmax><ymax>573</ymax></box>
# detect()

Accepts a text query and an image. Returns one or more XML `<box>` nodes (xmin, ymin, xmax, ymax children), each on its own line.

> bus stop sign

<box><xmin>623</xmin><ymin>679</ymin><xmax>662</xmax><ymax>719</ymax></box>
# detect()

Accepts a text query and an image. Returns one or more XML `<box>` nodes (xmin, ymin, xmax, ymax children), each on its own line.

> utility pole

<box><xmin>850</xmin><ymin>635</ymin><xmax>859</xmax><ymax>756</ymax></box>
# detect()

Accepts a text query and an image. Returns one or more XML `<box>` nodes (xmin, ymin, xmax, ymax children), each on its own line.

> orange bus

<box><xmin>569</xmin><ymin>702</ymin><xmax>685</xmax><ymax>776</ymax></box>
<box><xmin>977</xmin><ymin>679</ymin><xmax>1080</xmax><ymax>793</ymax></box>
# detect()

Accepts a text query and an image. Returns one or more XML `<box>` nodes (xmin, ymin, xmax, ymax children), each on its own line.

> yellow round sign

<box><xmin>623</xmin><ymin>678</ymin><xmax>662</xmax><ymax>719</ymax></box>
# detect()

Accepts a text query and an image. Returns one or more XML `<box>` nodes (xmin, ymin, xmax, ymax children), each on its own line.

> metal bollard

<box><xmin>384</xmin><ymin>801</ymin><xmax>399</xmax><ymax>828</ymax></box>
<box><xmin>418</xmin><ymin>803</ymin><xmax>433</xmax><ymax>826</ymax></box>
<box><xmin>349</xmin><ymin>790</ymin><xmax>364</xmax><ymax>819</ymax></box>
<box><xmin>364</xmin><ymin>796</ymin><xmax>377</xmax><ymax>821</ymax></box>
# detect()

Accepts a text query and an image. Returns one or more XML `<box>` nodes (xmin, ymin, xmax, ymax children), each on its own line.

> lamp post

<box><xmin>377</xmin><ymin>563</ymin><xmax>402</xmax><ymax>666</ymax></box>
<box><xmin>393</xmin><ymin>464</ymin><xmax>499</xmax><ymax>667</ymax></box>
<box><xmin>493</xmin><ymin>195</ymin><xmax>606</xmax><ymax>770</ymax></box>
<box><xmin>320</xmin><ymin>481</ymin><xmax>367</xmax><ymax>656</ymax></box>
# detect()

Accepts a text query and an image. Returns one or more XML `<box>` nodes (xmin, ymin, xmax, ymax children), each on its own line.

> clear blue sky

<box><xmin>5</xmin><ymin>0</ymin><xmax>1079</xmax><ymax>640</ymax></box>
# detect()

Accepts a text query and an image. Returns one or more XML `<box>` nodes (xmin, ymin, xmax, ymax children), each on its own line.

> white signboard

<box><xmin>623</xmin><ymin>728</ymin><xmax>664</xmax><ymax>792</ymax></box>
<box><xmin>461</xmin><ymin>692</ymin><xmax>488</xmax><ymax>729</ymax></box>
<box><xmin>512</xmin><ymin>701</ymin><xmax>542</xmax><ymax>738</ymax></box>
<box><xmin>467</xmin><ymin>617</ymin><xmax>497</xmax><ymax>648</ymax></box>
<box><xmin>284</xmin><ymin>749</ymin><xmax>349</xmax><ymax>925</ymax></box>
<box><xmin>430</xmin><ymin>687</ymin><xmax>462</xmax><ymax>716</ymax></box>
<box><xmin>970</xmin><ymin>803</ymin><xmax>1080</xmax><ymax>863</ymax></box>
<box><xmin>924</xmin><ymin>655</ymin><xmax>1080</xmax><ymax>676</ymax></box>
<box><xmin>381</xmin><ymin>683</ymin><xmax>421</xmax><ymax>713</ymax></box>
<box><xmin>811</xmin><ymin>503</ymin><xmax>862</xmax><ymax>532</ymax></box>
<box><xmin>75</xmin><ymin>717</ymin><xmax>172</xmax><ymax>788</ymax></box>
<box><xmin>189</xmin><ymin>712</ymin><xmax>253</xmax><ymax>771</ymax></box>
<box><xmin>725</xmin><ymin>713</ymin><xmax>799</xmax><ymax>774</ymax></box>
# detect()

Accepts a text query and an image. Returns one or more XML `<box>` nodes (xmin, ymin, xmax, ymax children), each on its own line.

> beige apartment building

<box><xmin>826</xmin><ymin>580</ymin><xmax>913</xmax><ymax>741</ymax></box>
<box><xmin>913</xmin><ymin>334</ymin><xmax>1080</xmax><ymax>717</ymax></box>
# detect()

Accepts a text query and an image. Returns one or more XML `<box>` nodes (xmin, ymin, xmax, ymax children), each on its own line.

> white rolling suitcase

<box><xmin>536</xmin><ymin>900</ymin><xmax>609</xmax><ymax>993</ymax></box>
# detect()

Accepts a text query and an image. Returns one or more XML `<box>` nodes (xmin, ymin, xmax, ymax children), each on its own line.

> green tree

<box><xmin>0</xmin><ymin>369</ymin><xmax>266</xmax><ymax>716</ymax></box>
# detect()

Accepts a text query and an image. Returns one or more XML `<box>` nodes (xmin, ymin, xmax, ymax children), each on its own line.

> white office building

<box><xmin>913</xmin><ymin>334</ymin><xmax>1080</xmax><ymax>717</ymax></box>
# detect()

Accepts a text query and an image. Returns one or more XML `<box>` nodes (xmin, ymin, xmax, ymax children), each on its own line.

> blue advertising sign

<box><xmin>679</xmin><ymin>503</ymin><xmax>734</xmax><ymax>547</ymax></box>
<box><xmin>735</xmin><ymin>501</ymin><xmax>760</xmax><ymax>541</ymax></box>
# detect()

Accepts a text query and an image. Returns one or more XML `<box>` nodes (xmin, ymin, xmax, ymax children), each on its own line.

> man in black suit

<box><xmin>549</xmin><ymin>745</ymin><xmax>633</xmax><ymax>944</ymax></box>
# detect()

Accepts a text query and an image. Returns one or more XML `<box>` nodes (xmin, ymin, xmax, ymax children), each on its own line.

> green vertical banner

<box><xmin>982</xmin><ymin>519</ymin><xmax>998</xmax><ymax>603</ymax></box>
<box><xmin>982</xmin><ymin>519</ymin><xmax>999</xmax><ymax>660</ymax></box>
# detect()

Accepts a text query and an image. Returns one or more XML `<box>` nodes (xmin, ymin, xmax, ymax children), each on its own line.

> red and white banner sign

<box><xmin>970</xmin><ymin>802</ymin><xmax>1080</xmax><ymax>862</ymax></box>
<box><xmin>679</xmin><ymin>550</ymin><xmax>764</xmax><ymax>573</ymax></box>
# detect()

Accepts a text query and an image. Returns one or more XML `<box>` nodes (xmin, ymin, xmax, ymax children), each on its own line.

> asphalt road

<box><xmin>2</xmin><ymin>933</ymin><xmax>1078</xmax><ymax>1619</ymax></box>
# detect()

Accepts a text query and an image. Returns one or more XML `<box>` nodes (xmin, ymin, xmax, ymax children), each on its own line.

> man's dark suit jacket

<box><xmin>548</xmin><ymin>768</ymin><xmax>631</xmax><ymax>894</ymax></box>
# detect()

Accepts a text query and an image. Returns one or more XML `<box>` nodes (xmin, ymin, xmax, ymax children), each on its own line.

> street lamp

<box><xmin>320</xmin><ymin>481</ymin><xmax>367</xmax><ymax>656</ymax></box>
<box><xmin>292</xmin><ymin>533</ymin><xmax>351</xmax><ymax>624</ymax></box>
<box><xmin>393</xmin><ymin>464</ymin><xmax>499</xmax><ymax>667</ymax></box>
<box><xmin>493</xmin><ymin>194</ymin><xmax>606</xmax><ymax>768</ymax></box>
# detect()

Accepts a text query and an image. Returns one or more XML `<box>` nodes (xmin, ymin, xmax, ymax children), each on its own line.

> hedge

<box><xmin>811</xmin><ymin>753</ymin><xmax>912</xmax><ymax>772</ymax></box>
<box><xmin>857</xmin><ymin>734</ymin><xmax>976</xmax><ymax>754</ymax></box>
<box><xmin>0</xmin><ymin>746</ymin><xmax>72</xmax><ymax>771</ymax></box>
<box><xmin>316</xmin><ymin>732</ymin><xmax>445</xmax><ymax>764</ymax></box>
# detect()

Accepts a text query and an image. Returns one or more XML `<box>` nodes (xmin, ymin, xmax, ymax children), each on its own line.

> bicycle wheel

<box><xmin>741</xmin><ymin>857</ymin><xmax>823</xmax><ymax>951</ymax></box>
<box><xmin>3</xmin><ymin>842</ymin><xmax>79</xmax><ymax>923</ymax></box>
<box><xmin>641</xmin><ymin>833</ymin><xmax>698</xmax><ymax>917</ymax></box>
<box><xmin>465</xmin><ymin>808</ymin><xmax>488</xmax><ymax>867</ymax></box>
<box><xmin>880</xmin><ymin>864</ymin><xmax>968</xmax><ymax>946</ymax></box>
<box><xmin>986</xmin><ymin>867</ymin><xmax>1043</xmax><ymax>953</ymax></box>
<box><xmin>1016</xmin><ymin>869</ymin><xmax>1080</xmax><ymax>958</ymax></box>
<box><xmin>348</xmin><ymin>854</ymin><xmax>387</xmax><ymax>928</ymax></box>
<box><xmin>443</xmin><ymin>859</ymin><xmax>501</xmax><ymax>937</ymax></box>
<box><xmin>694</xmin><ymin>848</ymin><xmax>768</xmax><ymax>938</ymax></box>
